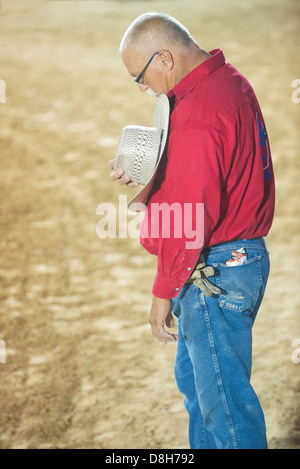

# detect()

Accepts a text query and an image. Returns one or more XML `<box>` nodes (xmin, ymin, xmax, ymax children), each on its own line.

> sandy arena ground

<box><xmin>0</xmin><ymin>0</ymin><xmax>299</xmax><ymax>449</ymax></box>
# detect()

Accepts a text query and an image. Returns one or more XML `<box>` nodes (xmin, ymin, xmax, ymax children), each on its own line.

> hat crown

<box><xmin>114</xmin><ymin>93</ymin><xmax>170</xmax><ymax>210</ymax></box>
<box><xmin>116</xmin><ymin>125</ymin><xmax>163</xmax><ymax>185</ymax></box>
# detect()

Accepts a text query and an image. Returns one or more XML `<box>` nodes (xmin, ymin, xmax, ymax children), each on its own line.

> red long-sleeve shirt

<box><xmin>140</xmin><ymin>49</ymin><xmax>275</xmax><ymax>299</ymax></box>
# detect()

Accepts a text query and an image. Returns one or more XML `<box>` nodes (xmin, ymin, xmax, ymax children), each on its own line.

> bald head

<box><xmin>120</xmin><ymin>12</ymin><xmax>197</xmax><ymax>55</ymax></box>
<box><xmin>120</xmin><ymin>12</ymin><xmax>210</xmax><ymax>95</ymax></box>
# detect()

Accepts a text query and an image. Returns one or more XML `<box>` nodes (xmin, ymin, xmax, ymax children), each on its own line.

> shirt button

<box><xmin>187</xmin><ymin>267</ymin><xmax>192</xmax><ymax>271</ymax></box>
<box><xmin>175</xmin><ymin>288</ymin><xmax>180</xmax><ymax>292</ymax></box>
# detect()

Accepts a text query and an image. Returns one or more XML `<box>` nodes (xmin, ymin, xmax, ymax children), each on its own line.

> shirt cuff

<box><xmin>152</xmin><ymin>272</ymin><xmax>188</xmax><ymax>299</ymax></box>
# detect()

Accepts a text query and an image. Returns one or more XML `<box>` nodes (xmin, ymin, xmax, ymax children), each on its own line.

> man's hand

<box><xmin>108</xmin><ymin>159</ymin><xmax>140</xmax><ymax>188</ymax></box>
<box><xmin>149</xmin><ymin>296</ymin><xmax>179</xmax><ymax>345</ymax></box>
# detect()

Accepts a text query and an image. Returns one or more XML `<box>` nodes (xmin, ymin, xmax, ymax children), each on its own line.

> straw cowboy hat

<box><xmin>114</xmin><ymin>93</ymin><xmax>170</xmax><ymax>211</ymax></box>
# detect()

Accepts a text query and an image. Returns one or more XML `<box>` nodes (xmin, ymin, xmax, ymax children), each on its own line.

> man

<box><xmin>109</xmin><ymin>12</ymin><xmax>275</xmax><ymax>450</ymax></box>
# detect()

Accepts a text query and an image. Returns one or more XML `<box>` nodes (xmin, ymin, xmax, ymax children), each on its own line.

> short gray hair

<box><xmin>120</xmin><ymin>12</ymin><xmax>197</xmax><ymax>53</ymax></box>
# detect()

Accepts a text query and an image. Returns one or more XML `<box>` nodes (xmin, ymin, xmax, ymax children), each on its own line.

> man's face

<box><xmin>122</xmin><ymin>47</ymin><xmax>169</xmax><ymax>96</ymax></box>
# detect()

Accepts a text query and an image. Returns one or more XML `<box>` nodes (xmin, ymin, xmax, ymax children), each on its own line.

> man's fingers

<box><xmin>127</xmin><ymin>181</ymin><xmax>140</xmax><ymax>188</ymax></box>
<box><xmin>107</xmin><ymin>159</ymin><xmax>115</xmax><ymax>170</ymax></box>
<box><xmin>108</xmin><ymin>160</ymin><xmax>140</xmax><ymax>187</ymax></box>
<box><xmin>110</xmin><ymin>168</ymin><xmax>125</xmax><ymax>181</ymax></box>
<box><xmin>155</xmin><ymin>330</ymin><xmax>178</xmax><ymax>344</ymax></box>
<box><xmin>148</xmin><ymin>297</ymin><xmax>178</xmax><ymax>344</ymax></box>
<box><xmin>150</xmin><ymin>322</ymin><xmax>178</xmax><ymax>344</ymax></box>
<box><xmin>110</xmin><ymin>168</ymin><xmax>140</xmax><ymax>187</ymax></box>
<box><xmin>110</xmin><ymin>169</ymin><xmax>130</xmax><ymax>185</ymax></box>
<box><xmin>165</xmin><ymin>312</ymin><xmax>174</xmax><ymax>329</ymax></box>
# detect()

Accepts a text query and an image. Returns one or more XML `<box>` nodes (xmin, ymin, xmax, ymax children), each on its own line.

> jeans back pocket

<box><xmin>213</xmin><ymin>255</ymin><xmax>263</xmax><ymax>315</ymax></box>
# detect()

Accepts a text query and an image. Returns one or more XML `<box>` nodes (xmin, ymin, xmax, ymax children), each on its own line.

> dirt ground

<box><xmin>0</xmin><ymin>0</ymin><xmax>299</xmax><ymax>450</ymax></box>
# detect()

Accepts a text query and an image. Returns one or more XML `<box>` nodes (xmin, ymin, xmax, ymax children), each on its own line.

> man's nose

<box><xmin>138</xmin><ymin>83</ymin><xmax>149</xmax><ymax>92</ymax></box>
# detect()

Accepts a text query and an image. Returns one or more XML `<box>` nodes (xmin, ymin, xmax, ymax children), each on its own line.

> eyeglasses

<box><xmin>135</xmin><ymin>52</ymin><xmax>159</xmax><ymax>84</ymax></box>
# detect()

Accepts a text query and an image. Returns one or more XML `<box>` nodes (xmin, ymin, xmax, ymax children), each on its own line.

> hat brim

<box><xmin>128</xmin><ymin>94</ymin><xmax>170</xmax><ymax>212</ymax></box>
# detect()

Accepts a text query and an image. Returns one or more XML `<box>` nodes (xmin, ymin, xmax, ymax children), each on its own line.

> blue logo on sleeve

<box><xmin>256</xmin><ymin>113</ymin><xmax>271</xmax><ymax>180</ymax></box>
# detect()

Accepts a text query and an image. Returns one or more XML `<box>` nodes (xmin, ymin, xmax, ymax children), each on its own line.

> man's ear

<box><xmin>158</xmin><ymin>50</ymin><xmax>174</xmax><ymax>72</ymax></box>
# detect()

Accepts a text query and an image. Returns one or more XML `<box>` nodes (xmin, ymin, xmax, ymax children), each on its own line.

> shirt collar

<box><xmin>167</xmin><ymin>49</ymin><xmax>226</xmax><ymax>101</ymax></box>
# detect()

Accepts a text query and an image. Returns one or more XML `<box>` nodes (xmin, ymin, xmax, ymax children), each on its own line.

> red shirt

<box><xmin>140</xmin><ymin>49</ymin><xmax>275</xmax><ymax>299</ymax></box>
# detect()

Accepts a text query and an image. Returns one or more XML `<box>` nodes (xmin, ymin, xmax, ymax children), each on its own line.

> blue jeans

<box><xmin>172</xmin><ymin>238</ymin><xmax>270</xmax><ymax>449</ymax></box>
